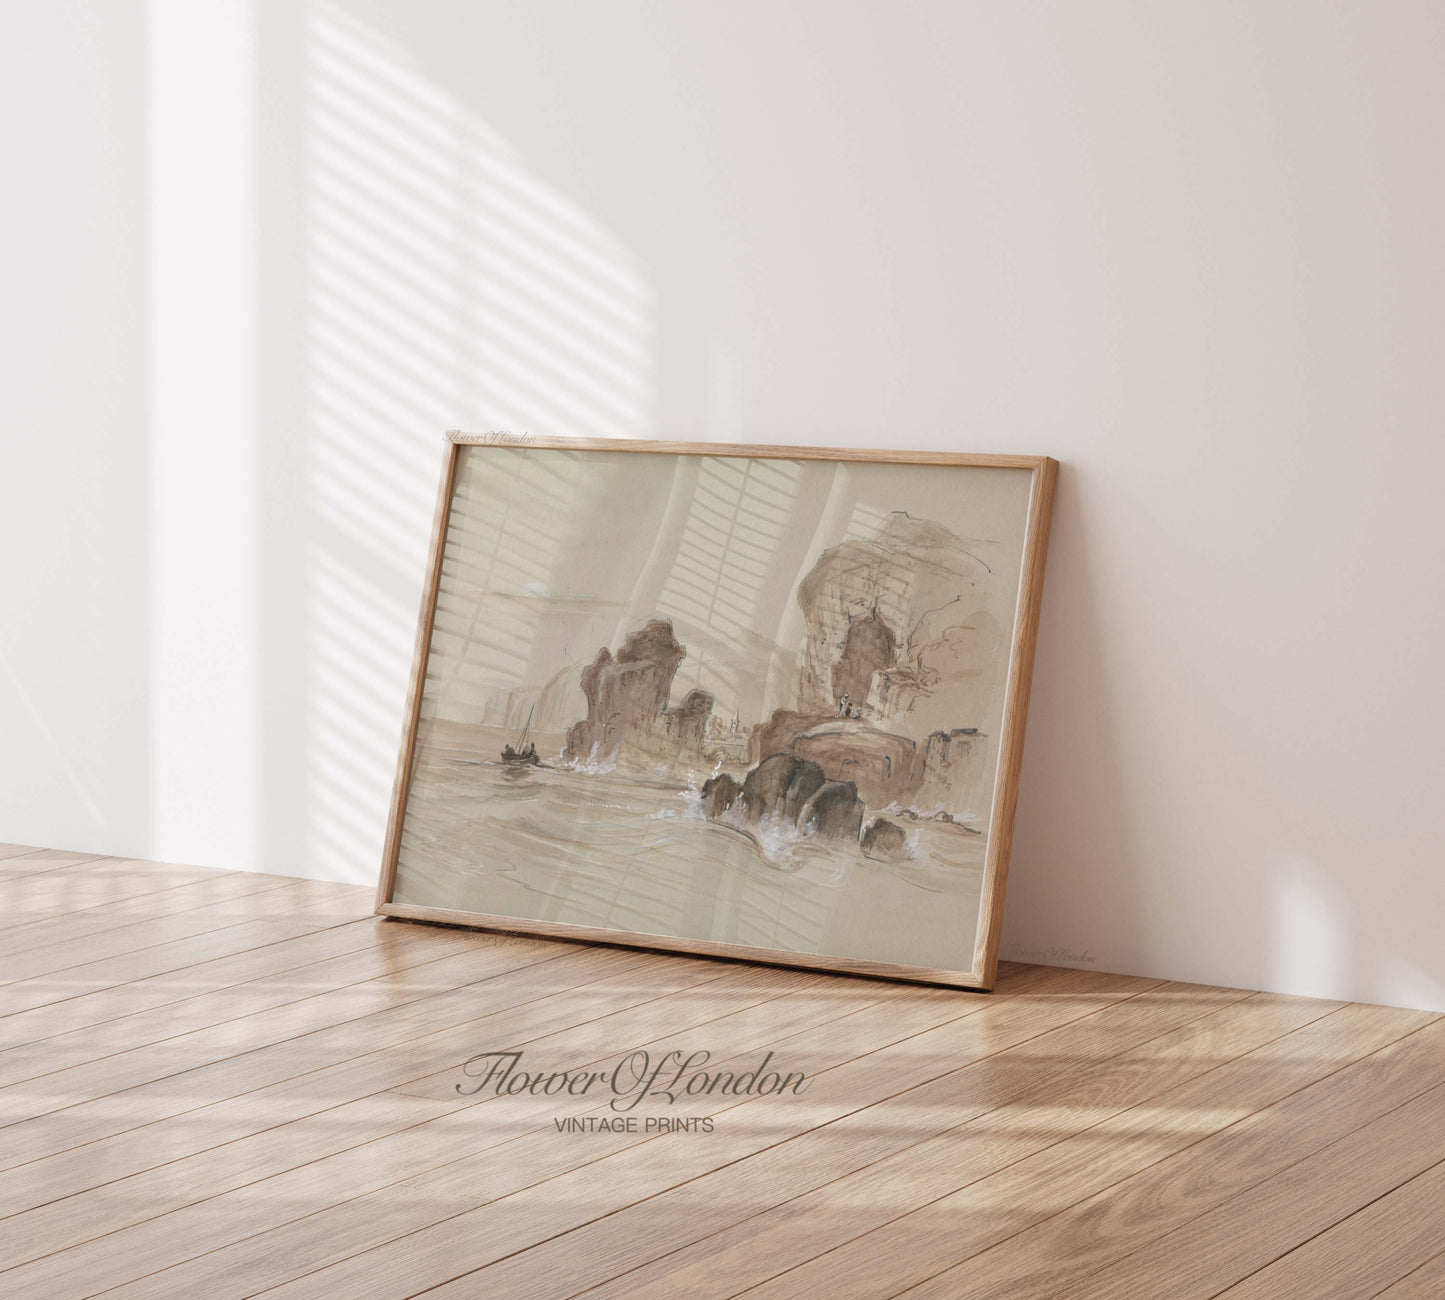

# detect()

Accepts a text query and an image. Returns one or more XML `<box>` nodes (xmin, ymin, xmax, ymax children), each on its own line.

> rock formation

<box><xmin>482</xmin><ymin>662</ymin><xmax>588</xmax><ymax>734</ymax></box>
<box><xmin>745</xmin><ymin>710</ymin><xmax>989</xmax><ymax>821</ymax></box>
<box><xmin>700</xmin><ymin>773</ymin><xmax>741</xmax><ymax>819</ymax></box>
<box><xmin>831</xmin><ymin>609</ymin><xmax>896</xmax><ymax>710</ymax></box>
<box><xmin>563</xmin><ymin>619</ymin><xmax>713</xmax><ymax>768</ymax></box>
<box><xmin>740</xmin><ymin>754</ymin><xmax>827</xmax><ymax>827</ymax></box>
<box><xmin>714</xmin><ymin>753</ymin><xmax>867</xmax><ymax>846</ymax></box>
<box><xmin>758</xmin><ymin>512</ymin><xmax>1010</xmax><ymax>823</ymax></box>
<box><xmin>798</xmin><ymin>780</ymin><xmax>865</xmax><ymax>841</ymax></box>
<box><xmin>790</xmin><ymin>722</ymin><xmax>919</xmax><ymax>807</ymax></box>
<box><xmin>861</xmin><ymin>818</ymin><xmax>909</xmax><ymax>861</ymax></box>
<box><xmin>748</xmin><ymin>710</ymin><xmax>825</xmax><ymax>767</ymax></box>
<box><xmin>794</xmin><ymin>512</ymin><xmax>1002</xmax><ymax>736</ymax></box>
<box><xmin>914</xmin><ymin>727</ymin><xmax>988</xmax><ymax>816</ymax></box>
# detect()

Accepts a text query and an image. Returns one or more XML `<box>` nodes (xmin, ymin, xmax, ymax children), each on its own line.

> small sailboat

<box><xmin>501</xmin><ymin>705</ymin><xmax>540</xmax><ymax>766</ymax></box>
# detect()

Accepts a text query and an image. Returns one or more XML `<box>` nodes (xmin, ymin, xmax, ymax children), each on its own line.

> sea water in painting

<box><xmin>391</xmin><ymin>446</ymin><xmax>1034</xmax><ymax>972</ymax></box>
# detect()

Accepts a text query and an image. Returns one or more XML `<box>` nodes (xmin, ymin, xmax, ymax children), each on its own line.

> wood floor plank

<box><xmin>0</xmin><ymin>933</ymin><xmax>594</xmax><ymax>1179</ymax></box>
<box><xmin>0</xmin><ymin>879</ymin><xmax>372</xmax><ymax>1018</ymax></box>
<box><xmin>0</xmin><ymin>916</ymin><xmax>407</xmax><ymax>1051</ymax></box>
<box><xmin>0</xmin><ymin>868</ymin><xmax>311</xmax><ymax>955</ymax></box>
<box><xmin>61</xmin><ymin>966</ymin><xmax>1050</xmax><ymax>1300</ymax></box>
<box><xmin>0</xmin><ymin>853</ymin><xmax>212</xmax><ymax>898</ymax></box>
<box><xmin>1374</xmin><ymin>1251</ymin><xmax>1445</xmax><ymax>1298</ymax></box>
<box><xmin>0</xmin><ymin>947</ymin><xmax>732</xmax><ymax>1278</ymax></box>
<box><xmin>0</xmin><ymin>849</ymin><xmax>116</xmax><ymax>885</ymax></box>
<box><xmin>0</xmin><ymin>856</ymin><xmax>1439</xmax><ymax>1300</ymax></box>
<box><xmin>211</xmin><ymin>968</ymin><xmax>1159</xmax><ymax>1299</ymax></box>
<box><xmin>887</xmin><ymin>1011</ymin><xmax>1445</xmax><ymax>1300</ymax></box>
<box><xmin>574</xmin><ymin>988</ymin><xmax>1339</xmax><ymax>1300</ymax></box>
<box><xmin>0</xmin><ymin>859</ymin><xmax>243</xmax><ymax>937</ymax></box>
<box><xmin>1214</xmin><ymin>1159</ymin><xmax>1445</xmax><ymax>1299</ymax></box>
<box><xmin>738</xmin><ymin>1000</ymin><xmax>1436</xmax><ymax>1300</ymax></box>
<box><xmin>0</xmin><ymin>944</ymin><xmax>1002</xmax><ymax>1200</ymax></box>
<box><xmin>0</xmin><ymin>930</ymin><xmax>563</xmax><ymax>1128</ymax></box>
<box><xmin>1055</xmin><ymin>1084</ymin><xmax>1445</xmax><ymax>1299</ymax></box>
<box><xmin>436</xmin><ymin>978</ymin><xmax>1255</xmax><ymax>1300</ymax></box>
<box><xmin>10</xmin><ymin>962</ymin><xmax>838</xmax><ymax>1297</ymax></box>
<box><xmin>0</xmin><ymin>920</ymin><xmax>484</xmax><ymax>1089</ymax></box>
<box><xmin>58</xmin><ymin>970</ymin><xmax>855</xmax><ymax>1300</ymax></box>
<box><xmin>0</xmin><ymin>875</ymin><xmax>361</xmax><ymax>985</ymax></box>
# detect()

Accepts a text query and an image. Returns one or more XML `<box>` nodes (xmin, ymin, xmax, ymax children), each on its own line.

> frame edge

<box><xmin>971</xmin><ymin>456</ymin><xmax>1059</xmax><ymax>986</ymax></box>
<box><xmin>377</xmin><ymin>436</ymin><xmax>1057</xmax><ymax>991</ymax></box>
<box><xmin>375</xmin><ymin>435</ymin><xmax>461</xmax><ymax>913</ymax></box>
<box><xmin>378</xmin><ymin>901</ymin><xmax>991</xmax><ymax>990</ymax></box>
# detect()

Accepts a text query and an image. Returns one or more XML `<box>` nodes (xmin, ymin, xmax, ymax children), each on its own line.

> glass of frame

<box><xmin>377</xmin><ymin>434</ymin><xmax>1056</xmax><ymax>989</ymax></box>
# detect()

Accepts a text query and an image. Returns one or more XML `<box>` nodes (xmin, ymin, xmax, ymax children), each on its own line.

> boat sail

<box><xmin>500</xmin><ymin>704</ymin><xmax>540</xmax><ymax>766</ymax></box>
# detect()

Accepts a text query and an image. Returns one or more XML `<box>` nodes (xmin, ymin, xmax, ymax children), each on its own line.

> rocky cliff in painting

<box><xmin>737</xmin><ymin>755</ymin><xmax>865</xmax><ymax>843</ymax></box>
<box><xmin>742</xmin><ymin>711</ymin><xmax>988</xmax><ymax>818</ymax></box>
<box><xmin>478</xmin><ymin>505</ymin><xmax>1008</xmax><ymax>858</ymax></box>
<box><xmin>563</xmin><ymin>619</ymin><xmax>714</xmax><ymax>769</ymax></box>
<box><xmin>796</xmin><ymin>512</ymin><xmax>1003</xmax><ymax>737</ymax></box>
<box><xmin>724</xmin><ymin>510</ymin><xmax>1011</xmax><ymax>823</ymax></box>
<box><xmin>481</xmin><ymin>662</ymin><xmax>587</xmax><ymax>734</ymax></box>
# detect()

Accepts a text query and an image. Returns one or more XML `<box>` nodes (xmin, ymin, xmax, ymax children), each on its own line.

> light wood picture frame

<box><xmin>377</xmin><ymin>434</ymin><xmax>1056</xmax><ymax>989</ymax></box>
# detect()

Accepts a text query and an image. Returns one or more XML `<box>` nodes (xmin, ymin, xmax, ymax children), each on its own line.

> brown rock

<box><xmin>701</xmin><ymin>773</ymin><xmax>742</xmax><ymax>819</ymax></box>
<box><xmin>861</xmin><ymin>818</ymin><xmax>909</xmax><ymax>861</ymax></box>
<box><xmin>798</xmin><ymin>780</ymin><xmax>865</xmax><ymax>842</ymax></box>
<box><xmin>748</xmin><ymin>709</ymin><xmax>828</xmax><ymax>767</ymax></box>
<box><xmin>563</xmin><ymin>619</ymin><xmax>712</xmax><ymax>767</ymax></box>
<box><xmin>740</xmin><ymin>754</ymin><xmax>827</xmax><ymax>826</ymax></box>
<box><xmin>790</xmin><ymin>723</ymin><xmax>920</xmax><ymax>807</ymax></box>
<box><xmin>831</xmin><ymin>609</ymin><xmax>897</xmax><ymax>709</ymax></box>
<box><xmin>660</xmin><ymin>688</ymin><xmax>713</xmax><ymax>755</ymax></box>
<box><xmin>915</xmin><ymin>727</ymin><xmax>987</xmax><ymax>815</ymax></box>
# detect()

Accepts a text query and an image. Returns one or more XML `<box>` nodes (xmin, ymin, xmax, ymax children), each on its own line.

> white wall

<box><xmin>3</xmin><ymin>0</ymin><xmax>1443</xmax><ymax>1010</ymax></box>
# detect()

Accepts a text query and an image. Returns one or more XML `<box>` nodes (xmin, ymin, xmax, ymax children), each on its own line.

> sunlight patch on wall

<box><xmin>298</xmin><ymin>2</ymin><xmax>655</xmax><ymax>877</ymax></box>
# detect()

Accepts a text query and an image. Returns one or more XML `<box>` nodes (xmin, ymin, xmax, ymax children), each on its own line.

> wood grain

<box><xmin>0</xmin><ymin>920</ymin><xmax>483</xmax><ymax>1090</ymax></box>
<box><xmin>62</xmin><ymin>965</ymin><xmax>1067</xmax><ymax>1300</ymax></box>
<box><xmin>0</xmin><ymin>856</ymin><xmax>1441</xmax><ymax>1300</ymax></box>
<box><xmin>1053</xmin><ymin>1081</ymin><xmax>1445</xmax><ymax>1298</ymax></box>
<box><xmin>736</xmin><ymin>1001</ymin><xmax>1435</xmax><ymax>1299</ymax></box>
<box><xmin>0</xmin><ymin>873</ymin><xmax>347</xmax><ymax>984</ymax></box>
<box><xmin>1374</xmin><ymin>1251</ymin><xmax>1445</xmax><ymax>1298</ymax></box>
<box><xmin>0</xmin><ymin>847</ymin><xmax>113</xmax><ymax>879</ymax></box>
<box><xmin>424</xmin><ymin>979</ymin><xmax>1250</xmax><ymax>1300</ymax></box>
<box><xmin>224</xmin><ymin>970</ymin><xmax>1155</xmax><ymax>1299</ymax></box>
<box><xmin>1214</xmin><ymin>1157</ymin><xmax>1445</xmax><ymax>1299</ymax></box>
<box><xmin>0</xmin><ymin>916</ymin><xmax>402</xmax><ymax>1051</ymax></box>
<box><xmin>20</xmin><ymin>964</ymin><xmax>841</xmax><ymax>1297</ymax></box>
<box><xmin>894</xmin><ymin>1012</ymin><xmax>1445</xmax><ymax>1300</ymax></box>
<box><xmin>0</xmin><ymin>878</ymin><xmax>372</xmax><ymax>1018</ymax></box>
<box><xmin>0</xmin><ymin>944</ymin><xmax>681</xmax><ymax>1272</ymax></box>
<box><xmin>0</xmin><ymin>867</ymin><xmax>304</xmax><ymax>953</ymax></box>
<box><xmin>574</xmin><ymin>989</ymin><xmax>1338</xmax><ymax>1300</ymax></box>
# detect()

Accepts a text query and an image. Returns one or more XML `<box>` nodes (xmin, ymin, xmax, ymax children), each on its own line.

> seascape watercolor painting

<box><xmin>383</xmin><ymin>439</ymin><xmax>1051</xmax><ymax>982</ymax></box>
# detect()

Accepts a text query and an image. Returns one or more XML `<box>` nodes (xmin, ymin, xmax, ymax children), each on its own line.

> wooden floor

<box><xmin>1</xmin><ymin>849</ymin><xmax>1442</xmax><ymax>1300</ymax></box>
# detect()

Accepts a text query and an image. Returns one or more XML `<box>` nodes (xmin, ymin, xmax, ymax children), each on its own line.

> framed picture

<box><xmin>377</xmin><ymin>434</ymin><xmax>1056</xmax><ymax>989</ymax></box>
